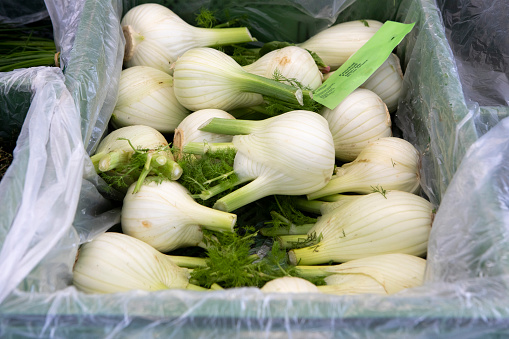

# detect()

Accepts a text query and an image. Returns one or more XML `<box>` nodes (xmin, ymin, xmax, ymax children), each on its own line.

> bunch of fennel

<box><xmin>320</xmin><ymin>88</ymin><xmax>392</xmax><ymax>162</ymax></box>
<box><xmin>121</xmin><ymin>178</ymin><xmax>237</xmax><ymax>252</ymax></box>
<box><xmin>73</xmin><ymin>232</ymin><xmax>206</xmax><ymax>293</ymax></box>
<box><xmin>90</xmin><ymin>125</ymin><xmax>182</xmax><ymax>193</ymax></box>
<box><xmin>297</xmin><ymin>253</ymin><xmax>426</xmax><ymax>295</ymax></box>
<box><xmin>255</xmin><ymin>19</ymin><xmax>383</xmax><ymax>72</ymax></box>
<box><xmin>182</xmin><ymin>110</ymin><xmax>336</xmax><ymax>212</ymax></box>
<box><xmin>243</xmin><ymin>46</ymin><xmax>323</xmax><ymax>90</ymax></box>
<box><xmin>121</xmin><ymin>3</ymin><xmax>255</xmax><ymax>74</ymax></box>
<box><xmin>282</xmin><ymin>190</ymin><xmax>433</xmax><ymax>265</ymax></box>
<box><xmin>111</xmin><ymin>66</ymin><xmax>189</xmax><ymax>133</ymax></box>
<box><xmin>307</xmin><ymin>137</ymin><xmax>421</xmax><ymax>200</ymax></box>
<box><xmin>297</xmin><ymin>19</ymin><xmax>383</xmax><ymax>70</ymax></box>
<box><xmin>172</xmin><ymin>47</ymin><xmax>318</xmax><ymax>113</ymax></box>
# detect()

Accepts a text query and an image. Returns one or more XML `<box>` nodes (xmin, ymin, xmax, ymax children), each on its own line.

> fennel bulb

<box><xmin>320</xmin><ymin>88</ymin><xmax>392</xmax><ymax>162</ymax></box>
<box><xmin>185</xmin><ymin>110</ymin><xmax>336</xmax><ymax>212</ymax></box>
<box><xmin>172</xmin><ymin>47</ymin><xmax>315</xmax><ymax>112</ymax></box>
<box><xmin>360</xmin><ymin>53</ymin><xmax>404</xmax><ymax>112</ymax></box>
<box><xmin>121</xmin><ymin>178</ymin><xmax>237</xmax><ymax>252</ymax></box>
<box><xmin>90</xmin><ymin>125</ymin><xmax>182</xmax><ymax>193</ymax></box>
<box><xmin>121</xmin><ymin>4</ymin><xmax>254</xmax><ymax>73</ymax></box>
<box><xmin>261</xmin><ymin>277</ymin><xmax>320</xmax><ymax>293</ymax></box>
<box><xmin>287</xmin><ymin>190</ymin><xmax>433</xmax><ymax>265</ymax></box>
<box><xmin>173</xmin><ymin>109</ymin><xmax>235</xmax><ymax>151</ymax></box>
<box><xmin>111</xmin><ymin>66</ymin><xmax>189</xmax><ymax>133</ymax></box>
<box><xmin>72</xmin><ymin>232</ymin><xmax>202</xmax><ymax>293</ymax></box>
<box><xmin>307</xmin><ymin>137</ymin><xmax>420</xmax><ymax>200</ymax></box>
<box><xmin>298</xmin><ymin>253</ymin><xmax>426</xmax><ymax>295</ymax></box>
<box><xmin>298</xmin><ymin>20</ymin><xmax>383</xmax><ymax>70</ymax></box>
<box><xmin>323</xmin><ymin>53</ymin><xmax>404</xmax><ymax>112</ymax></box>
<box><xmin>243</xmin><ymin>46</ymin><xmax>323</xmax><ymax>90</ymax></box>
<box><xmin>94</xmin><ymin>125</ymin><xmax>168</xmax><ymax>156</ymax></box>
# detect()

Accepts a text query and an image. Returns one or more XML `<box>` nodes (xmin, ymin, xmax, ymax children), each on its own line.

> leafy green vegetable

<box><xmin>177</xmin><ymin>147</ymin><xmax>238</xmax><ymax>207</ymax></box>
<box><xmin>218</xmin><ymin>44</ymin><xmax>260</xmax><ymax>66</ymax></box>
<box><xmin>190</xmin><ymin>228</ymin><xmax>324</xmax><ymax>288</ymax></box>
<box><xmin>0</xmin><ymin>24</ymin><xmax>57</xmax><ymax>72</ymax></box>
<box><xmin>99</xmin><ymin>141</ymin><xmax>177</xmax><ymax>193</ymax></box>
<box><xmin>195</xmin><ymin>7</ymin><xmax>249</xmax><ymax>30</ymax></box>
<box><xmin>195</xmin><ymin>8</ymin><xmax>217</xmax><ymax>28</ymax></box>
<box><xmin>262</xmin><ymin>195</ymin><xmax>317</xmax><ymax>234</ymax></box>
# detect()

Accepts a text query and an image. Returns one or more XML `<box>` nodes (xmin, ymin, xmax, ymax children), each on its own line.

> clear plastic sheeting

<box><xmin>0</xmin><ymin>67</ymin><xmax>84</xmax><ymax>302</ymax></box>
<box><xmin>426</xmin><ymin>117</ymin><xmax>509</xmax><ymax>283</ymax></box>
<box><xmin>45</xmin><ymin>0</ymin><xmax>124</xmax><ymax>243</ymax></box>
<box><xmin>438</xmin><ymin>0</ymin><xmax>509</xmax><ymax>107</ymax></box>
<box><xmin>0</xmin><ymin>0</ymin><xmax>49</xmax><ymax>25</ymax></box>
<box><xmin>45</xmin><ymin>0</ymin><xmax>125</xmax><ymax>155</ymax></box>
<box><xmin>0</xmin><ymin>0</ymin><xmax>509</xmax><ymax>337</ymax></box>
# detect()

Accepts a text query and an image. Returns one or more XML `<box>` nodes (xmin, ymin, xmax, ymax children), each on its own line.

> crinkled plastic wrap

<box><xmin>0</xmin><ymin>0</ymin><xmax>49</xmax><ymax>25</ymax></box>
<box><xmin>438</xmin><ymin>0</ymin><xmax>509</xmax><ymax>107</ymax></box>
<box><xmin>0</xmin><ymin>71</ymin><xmax>33</xmax><ymax>141</ymax></box>
<box><xmin>0</xmin><ymin>67</ymin><xmax>85</xmax><ymax>301</ymax></box>
<box><xmin>1</xmin><ymin>0</ymin><xmax>509</xmax><ymax>337</ymax></box>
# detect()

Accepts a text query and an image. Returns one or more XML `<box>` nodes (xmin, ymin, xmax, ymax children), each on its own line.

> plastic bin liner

<box><xmin>0</xmin><ymin>0</ymin><xmax>49</xmax><ymax>25</ymax></box>
<box><xmin>0</xmin><ymin>67</ymin><xmax>85</xmax><ymax>300</ymax></box>
<box><xmin>45</xmin><ymin>0</ymin><xmax>125</xmax><ymax>155</ymax></box>
<box><xmin>1</xmin><ymin>0</ymin><xmax>509</xmax><ymax>337</ymax></box>
<box><xmin>438</xmin><ymin>0</ymin><xmax>509</xmax><ymax>107</ymax></box>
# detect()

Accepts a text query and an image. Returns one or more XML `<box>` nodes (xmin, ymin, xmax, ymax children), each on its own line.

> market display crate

<box><xmin>1</xmin><ymin>0</ymin><xmax>509</xmax><ymax>337</ymax></box>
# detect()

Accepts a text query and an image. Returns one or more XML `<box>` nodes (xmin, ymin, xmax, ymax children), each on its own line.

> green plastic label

<box><xmin>313</xmin><ymin>21</ymin><xmax>416</xmax><ymax>109</ymax></box>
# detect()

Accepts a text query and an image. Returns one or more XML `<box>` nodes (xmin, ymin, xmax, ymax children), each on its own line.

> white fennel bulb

<box><xmin>243</xmin><ymin>46</ymin><xmax>323</xmax><ymax>90</ymax></box>
<box><xmin>90</xmin><ymin>125</ymin><xmax>182</xmax><ymax>193</ymax></box>
<box><xmin>173</xmin><ymin>109</ymin><xmax>235</xmax><ymax>151</ymax></box>
<box><xmin>186</xmin><ymin>110</ymin><xmax>336</xmax><ymax>212</ymax></box>
<box><xmin>173</xmin><ymin>47</ymin><xmax>313</xmax><ymax>111</ymax></box>
<box><xmin>298</xmin><ymin>253</ymin><xmax>426</xmax><ymax>295</ymax></box>
<box><xmin>287</xmin><ymin>190</ymin><xmax>433</xmax><ymax>265</ymax></box>
<box><xmin>320</xmin><ymin>88</ymin><xmax>392</xmax><ymax>162</ymax></box>
<box><xmin>298</xmin><ymin>20</ymin><xmax>383</xmax><ymax>70</ymax></box>
<box><xmin>360</xmin><ymin>53</ymin><xmax>404</xmax><ymax>112</ymax></box>
<box><xmin>323</xmin><ymin>54</ymin><xmax>404</xmax><ymax>112</ymax></box>
<box><xmin>307</xmin><ymin>137</ymin><xmax>420</xmax><ymax>199</ymax></box>
<box><xmin>121</xmin><ymin>179</ymin><xmax>237</xmax><ymax>252</ymax></box>
<box><xmin>261</xmin><ymin>277</ymin><xmax>320</xmax><ymax>294</ymax></box>
<box><xmin>111</xmin><ymin>66</ymin><xmax>189</xmax><ymax>133</ymax></box>
<box><xmin>94</xmin><ymin>125</ymin><xmax>168</xmax><ymax>156</ymax></box>
<box><xmin>72</xmin><ymin>232</ymin><xmax>198</xmax><ymax>294</ymax></box>
<box><xmin>121</xmin><ymin>4</ymin><xmax>254</xmax><ymax>73</ymax></box>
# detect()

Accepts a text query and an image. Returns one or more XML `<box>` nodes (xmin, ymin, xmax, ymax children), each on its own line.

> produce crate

<box><xmin>1</xmin><ymin>0</ymin><xmax>509</xmax><ymax>337</ymax></box>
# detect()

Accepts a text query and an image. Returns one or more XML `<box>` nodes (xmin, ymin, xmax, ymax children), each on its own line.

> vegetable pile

<box><xmin>74</xmin><ymin>4</ymin><xmax>434</xmax><ymax>296</ymax></box>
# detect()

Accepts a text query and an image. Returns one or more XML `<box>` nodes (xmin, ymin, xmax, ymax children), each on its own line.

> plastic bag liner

<box><xmin>0</xmin><ymin>67</ymin><xmax>85</xmax><ymax>299</ymax></box>
<box><xmin>0</xmin><ymin>0</ymin><xmax>49</xmax><ymax>25</ymax></box>
<box><xmin>437</xmin><ymin>0</ymin><xmax>509</xmax><ymax>108</ymax></box>
<box><xmin>1</xmin><ymin>0</ymin><xmax>509</xmax><ymax>336</ymax></box>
